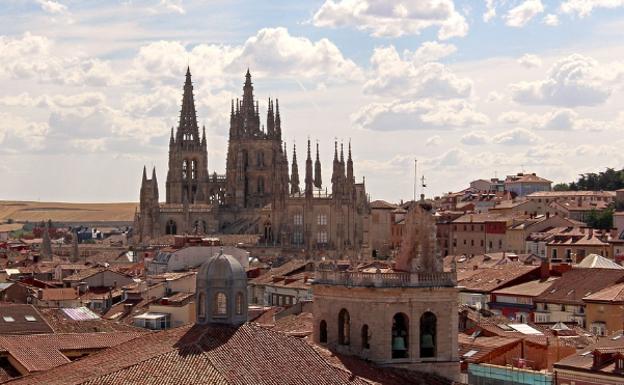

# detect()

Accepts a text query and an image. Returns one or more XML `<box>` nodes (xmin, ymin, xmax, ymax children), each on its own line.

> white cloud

<box><xmin>426</xmin><ymin>135</ymin><xmax>442</xmax><ymax>146</ymax></box>
<box><xmin>352</xmin><ymin>99</ymin><xmax>489</xmax><ymax>131</ymax></box>
<box><xmin>365</xmin><ymin>45</ymin><xmax>472</xmax><ymax>99</ymax></box>
<box><xmin>232</xmin><ymin>27</ymin><xmax>361</xmax><ymax>81</ymax></box>
<box><xmin>461</xmin><ymin>131</ymin><xmax>489</xmax><ymax>145</ymax></box>
<box><xmin>498</xmin><ymin>109</ymin><xmax>613</xmax><ymax>131</ymax></box>
<box><xmin>543</xmin><ymin>13</ymin><xmax>559</xmax><ymax>26</ymax></box>
<box><xmin>157</xmin><ymin>0</ymin><xmax>185</xmax><ymax>14</ymax></box>
<box><xmin>487</xmin><ymin>91</ymin><xmax>504</xmax><ymax>102</ymax></box>
<box><xmin>492</xmin><ymin>127</ymin><xmax>540</xmax><ymax>145</ymax></box>
<box><xmin>36</xmin><ymin>0</ymin><xmax>67</xmax><ymax>14</ymax></box>
<box><xmin>510</xmin><ymin>54</ymin><xmax>613</xmax><ymax>106</ymax></box>
<box><xmin>505</xmin><ymin>0</ymin><xmax>544</xmax><ymax>27</ymax></box>
<box><xmin>129</xmin><ymin>27</ymin><xmax>361</xmax><ymax>87</ymax></box>
<box><xmin>312</xmin><ymin>0</ymin><xmax>469</xmax><ymax>39</ymax></box>
<box><xmin>0</xmin><ymin>112</ymin><xmax>49</xmax><ymax>151</ymax></box>
<box><xmin>0</xmin><ymin>33</ymin><xmax>115</xmax><ymax>86</ymax></box>
<box><xmin>560</xmin><ymin>0</ymin><xmax>624</xmax><ymax>17</ymax></box>
<box><xmin>483</xmin><ymin>0</ymin><xmax>497</xmax><ymax>22</ymax></box>
<box><xmin>518</xmin><ymin>53</ymin><xmax>542</xmax><ymax>68</ymax></box>
<box><xmin>407</xmin><ymin>41</ymin><xmax>457</xmax><ymax>64</ymax></box>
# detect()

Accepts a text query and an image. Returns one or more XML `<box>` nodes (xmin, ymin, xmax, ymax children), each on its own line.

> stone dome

<box><xmin>197</xmin><ymin>251</ymin><xmax>247</xmax><ymax>284</ymax></box>
<box><xmin>196</xmin><ymin>249</ymin><xmax>248</xmax><ymax>326</ymax></box>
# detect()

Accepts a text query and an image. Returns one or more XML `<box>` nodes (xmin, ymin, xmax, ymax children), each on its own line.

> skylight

<box><xmin>463</xmin><ymin>350</ymin><xmax>479</xmax><ymax>358</ymax></box>
<box><xmin>24</xmin><ymin>315</ymin><xmax>36</xmax><ymax>322</ymax></box>
<box><xmin>3</xmin><ymin>316</ymin><xmax>15</xmax><ymax>322</ymax></box>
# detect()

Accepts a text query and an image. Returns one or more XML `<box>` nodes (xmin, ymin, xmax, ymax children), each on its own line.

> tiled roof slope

<box><xmin>535</xmin><ymin>268</ymin><xmax>624</xmax><ymax>305</ymax></box>
<box><xmin>38</xmin><ymin>308</ymin><xmax>143</xmax><ymax>333</ymax></box>
<box><xmin>0</xmin><ymin>331</ymin><xmax>145</xmax><ymax>373</ymax></box>
<box><xmin>0</xmin><ymin>304</ymin><xmax>53</xmax><ymax>335</ymax></box>
<box><xmin>5</xmin><ymin>323</ymin><xmax>456</xmax><ymax>385</ymax></box>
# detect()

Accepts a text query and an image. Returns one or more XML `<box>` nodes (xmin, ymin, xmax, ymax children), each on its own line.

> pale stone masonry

<box><xmin>135</xmin><ymin>68</ymin><xmax>370</xmax><ymax>257</ymax></box>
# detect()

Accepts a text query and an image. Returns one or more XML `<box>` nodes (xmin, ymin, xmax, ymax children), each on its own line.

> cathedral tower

<box><xmin>224</xmin><ymin>70</ymin><xmax>288</xmax><ymax>209</ymax></box>
<box><xmin>165</xmin><ymin>67</ymin><xmax>210</xmax><ymax>204</ymax></box>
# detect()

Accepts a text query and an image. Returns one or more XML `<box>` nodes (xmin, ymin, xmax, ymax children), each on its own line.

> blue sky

<box><xmin>2</xmin><ymin>0</ymin><xmax>624</xmax><ymax>202</ymax></box>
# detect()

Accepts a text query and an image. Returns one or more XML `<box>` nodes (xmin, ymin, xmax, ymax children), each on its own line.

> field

<box><xmin>0</xmin><ymin>201</ymin><xmax>138</xmax><ymax>223</ymax></box>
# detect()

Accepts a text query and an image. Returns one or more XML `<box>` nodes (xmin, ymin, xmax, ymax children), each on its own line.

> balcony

<box><xmin>314</xmin><ymin>269</ymin><xmax>457</xmax><ymax>288</ymax></box>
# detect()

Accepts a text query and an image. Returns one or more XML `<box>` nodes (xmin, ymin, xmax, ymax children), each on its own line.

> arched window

<box><xmin>338</xmin><ymin>309</ymin><xmax>350</xmax><ymax>345</ymax></box>
<box><xmin>198</xmin><ymin>292</ymin><xmax>206</xmax><ymax>318</ymax></box>
<box><xmin>191</xmin><ymin>160</ymin><xmax>197</xmax><ymax>180</ymax></box>
<box><xmin>392</xmin><ymin>313</ymin><xmax>409</xmax><ymax>358</ymax></box>
<box><xmin>214</xmin><ymin>292</ymin><xmax>227</xmax><ymax>316</ymax></box>
<box><xmin>420</xmin><ymin>312</ymin><xmax>437</xmax><ymax>358</ymax></box>
<box><xmin>182</xmin><ymin>160</ymin><xmax>188</xmax><ymax>179</ymax></box>
<box><xmin>235</xmin><ymin>292</ymin><xmax>244</xmax><ymax>315</ymax></box>
<box><xmin>166</xmin><ymin>220</ymin><xmax>177</xmax><ymax>235</ymax></box>
<box><xmin>193</xmin><ymin>220</ymin><xmax>206</xmax><ymax>234</ymax></box>
<box><xmin>361</xmin><ymin>324</ymin><xmax>370</xmax><ymax>350</ymax></box>
<box><xmin>319</xmin><ymin>320</ymin><xmax>328</xmax><ymax>343</ymax></box>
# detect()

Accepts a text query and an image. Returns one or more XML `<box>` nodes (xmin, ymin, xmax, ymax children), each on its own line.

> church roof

<box><xmin>4</xmin><ymin>323</ymin><xmax>454</xmax><ymax>385</ymax></box>
<box><xmin>197</xmin><ymin>250</ymin><xmax>246</xmax><ymax>282</ymax></box>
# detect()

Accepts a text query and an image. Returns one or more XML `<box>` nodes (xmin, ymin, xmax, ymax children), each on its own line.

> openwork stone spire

<box><xmin>177</xmin><ymin>67</ymin><xmax>200</xmax><ymax>143</ymax></box>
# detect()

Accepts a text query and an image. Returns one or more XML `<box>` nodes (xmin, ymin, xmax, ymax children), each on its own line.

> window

<box><xmin>235</xmin><ymin>292</ymin><xmax>244</xmax><ymax>315</ymax></box>
<box><xmin>191</xmin><ymin>160</ymin><xmax>197</xmax><ymax>180</ymax></box>
<box><xmin>182</xmin><ymin>160</ymin><xmax>188</xmax><ymax>179</ymax></box>
<box><xmin>317</xmin><ymin>214</ymin><xmax>328</xmax><ymax>225</ymax></box>
<box><xmin>361</xmin><ymin>324</ymin><xmax>370</xmax><ymax>349</ymax></box>
<box><xmin>317</xmin><ymin>231</ymin><xmax>328</xmax><ymax>244</ymax></box>
<box><xmin>293</xmin><ymin>213</ymin><xmax>303</xmax><ymax>225</ymax></box>
<box><xmin>293</xmin><ymin>231</ymin><xmax>303</xmax><ymax>245</ymax></box>
<box><xmin>214</xmin><ymin>292</ymin><xmax>227</xmax><ymax>316</ymax></box>
<box><xmin>198</xmin><ymin>292</ymin><xmax>206</xmax><ymax>318</ymax></box>
<box><xmin>166</xmin><ymin>219</ymin><xmax>177</xmax><ymax>235</ymax></box>
<box><xmin>392</xmin><ymin>313</ymin><xmax>409</xmax><ymax>359</ymax></box>
<box><xmin>3</xmin><ymin>316</ymin><xmax>14</xmax><ymax>322</ymax></box>
<box><xmin>319</xmin><ymin>320</ymin><xmax>328</xmax><ymax>343</ymax></box>
<box><xmin>420</xmin><ymin>312</ymin><xmax>437</xmax><ymax>358</ymax></box>
<box><xmin>338</xmin><ymin>309</ymin><xmax>350</xmax><ymax>345</ymax></box>
<box><xmin>24</xmin><ymin>315</ymin><xmax>36</xmax><ymax>322</ymax></box>
<box><xmin>257</xmin><ymin>177</ymin><xmax>265</xmax><ymax>194</ymax></box>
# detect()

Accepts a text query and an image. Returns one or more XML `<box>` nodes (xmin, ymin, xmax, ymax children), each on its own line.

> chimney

<box><xmin>539</xmin><ymin>258</ymin><xmax>550</xmax><ymax>279</ymax></box>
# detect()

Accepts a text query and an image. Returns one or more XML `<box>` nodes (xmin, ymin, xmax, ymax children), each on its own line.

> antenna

<box><xmin>413</xmin><ymin>159</ymin><xmax>417</xmax><ymax>202</ymax></box>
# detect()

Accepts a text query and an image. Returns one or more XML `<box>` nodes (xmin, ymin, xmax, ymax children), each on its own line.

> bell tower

<box><xmin>312</xmin><ymin>202</ymin><xmax>460</xmax><ymax>381</ymax></box>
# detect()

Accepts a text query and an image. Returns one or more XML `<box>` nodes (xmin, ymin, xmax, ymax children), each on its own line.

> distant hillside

<box><xmin>0</xmin><ymin>201</ymin><xmax>138</xmax><ymax>223</ymax></box>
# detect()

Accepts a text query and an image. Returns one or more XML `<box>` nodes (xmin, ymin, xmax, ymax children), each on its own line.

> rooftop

<box><xmin>535</xmin><ymin>268</ymin><xmax>624</xmax><ymax>305</ymax></box>
<box><xmin>0</xmin><ymin>304</ymin><xmax>53</xmax><ymax>335</ymax></box>
<box><xmin>4</xmin><ymin>323</ymin><xmax>455</xmax><ymax>385</ymax></box>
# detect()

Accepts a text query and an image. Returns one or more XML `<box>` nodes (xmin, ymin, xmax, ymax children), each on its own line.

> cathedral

<box><xmin>135</xmin><ymin>68</ymin><xmax>370</xmax><ymax>255</ymax></box>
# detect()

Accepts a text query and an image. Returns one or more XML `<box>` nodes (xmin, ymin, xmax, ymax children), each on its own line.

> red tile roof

<box><xmin>0</xmin><ymin>331</ymin><xmax>145</xmax><ymax>373</ymax></box>
<box><xmin>0</xmin><ymin>304</ymin><xmax>53</xmax><ymax>335</ymax></box>
<box><xmin>535</xmin><ymin>268</ymin><xmax>624</xmax><ymax>305</ymax></box>
<box><xmin>5</xmin><ymin>323</ymin><xmax>456</xmax><ymax>385</ymax></box>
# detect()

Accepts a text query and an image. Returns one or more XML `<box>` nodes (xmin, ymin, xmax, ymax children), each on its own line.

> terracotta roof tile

<box><xmin>5</xmin><ymin>323</ymin><xmax>456</xmax><ymax>385</ymax></box>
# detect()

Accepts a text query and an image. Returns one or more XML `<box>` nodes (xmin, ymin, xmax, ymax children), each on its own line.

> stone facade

<box><xmin>312</xmin><ymin>203</ymin><xmax>460</xmax><ymax>381</ymax></box>
<box><xmin>135</xmin><ymin>69</ymin><xmax>370</xmax><ymax>256</ymax></box>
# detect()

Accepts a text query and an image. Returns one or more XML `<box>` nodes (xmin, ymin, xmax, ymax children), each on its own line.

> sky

<box><xmin>2</xmin><ymin>0</ymin><xmax>624</xmax><ymax>203</ymax></box>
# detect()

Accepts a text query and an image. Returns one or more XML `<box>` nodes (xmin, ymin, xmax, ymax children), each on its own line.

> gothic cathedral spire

<box><xmin>291</xmin><ymin>143</ymin><xmax>300</xmax><ymax>194</ymax></box>
<box><xmin>314</xmin><ymin>142</ymin><xmax>322</xmax><ymax>189</ymax></box>
<box><xmin>177</xmin><ymin>66</ymin><xmax>200</xmax><ymax>143</ymax></box>
<box><xmin>305</xmin><ymin>139</ymin><xmax>313</xmax><ymax>197</ymax></box>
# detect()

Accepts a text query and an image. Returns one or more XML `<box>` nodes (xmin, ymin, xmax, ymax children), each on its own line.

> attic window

<box><xmin>24</xmin><ymin>315</ymin><xmax>36</xmax><ymax>322</ymax></box>
<box><xmin>3</xmin><ymin>316</ymin><xmax>14</xmax><ymax>322</ymax></box>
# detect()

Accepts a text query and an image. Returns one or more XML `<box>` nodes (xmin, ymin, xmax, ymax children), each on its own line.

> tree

<box><xmin>585</xmin><ymin>208</ymin><xmax>613</xmax><ymax>230</ymax></box>
<box><xmin>553</xmin><ymin>183</ymin><xmax>570</xmax><ymax>191</ymax></box>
